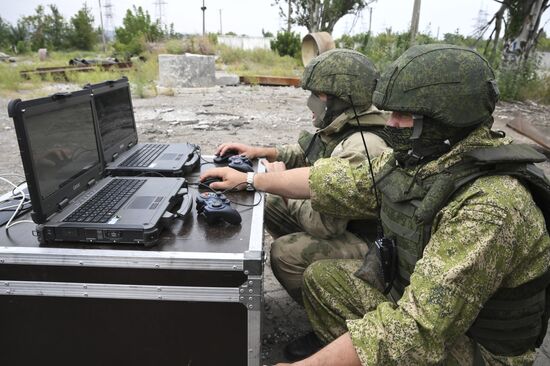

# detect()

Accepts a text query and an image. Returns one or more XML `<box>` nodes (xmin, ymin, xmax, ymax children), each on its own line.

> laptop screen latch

<box><xmin>87</xmin><ymin>178</ymin><xmax>96</xmax><ymax>188</ymax></box>
<box><xmin>58</xmin><ymin>198</ymin><xmax>69</xmax><ymax>210</ymax></box>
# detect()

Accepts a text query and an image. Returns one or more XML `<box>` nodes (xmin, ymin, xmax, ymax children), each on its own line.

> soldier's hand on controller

<box><xmin>200</xmin><ymin>167</ymin><xmax>247</xmax><ymax>191</ymax></box>
<box><xmin>216</xmin><ymin>143</ymin><xmax>257</xmax><ymax>159</ymax></box>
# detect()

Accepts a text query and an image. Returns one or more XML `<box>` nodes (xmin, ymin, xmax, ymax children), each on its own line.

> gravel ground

<box><xmin>0</xmin><ymin>84</ymin><xmax>549</xmax><ymax>364</ymax></box>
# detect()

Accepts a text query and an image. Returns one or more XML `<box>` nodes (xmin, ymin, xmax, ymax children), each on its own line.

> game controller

<box><xmin>195</xmin><ymin>192</ymin><xmax>242</xmax><ymax>225</ymax></box>
<box><xmin>228</xmin><ymin>155</ymin><xmax>254</xmax><ymax>172</ymax></box>
<box><xmin>201</xmin><ymin>176</ymin><xmax>223</xmax><ymax>188</ymax></box>
<box><xmin>213</xmin><ymin>149</ymin><xmax>239</xmax><ymax>165</ymax></box>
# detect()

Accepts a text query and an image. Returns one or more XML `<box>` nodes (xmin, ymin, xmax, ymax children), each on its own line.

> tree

<box><xmin>21</xmin><ymin>5</ymin><xmax>69</xmax><ymax>51</ymax></box>
<box><xmin>68</xmin><ymin>4</ymin><xmax>97</xmax><ymax>50</ymax></box>
<box><xmin>274</xmin><ymin>0</ymin><xmax>376</xmax><ymax>33</ymax></box>
<box><xmin>0</xmin><ymin>17</ymin><xmax>11</xmax><ymax>51</ymax></box>
<box><xmin>271</xmin><ymin>31</ymin><xmax>301</xmax><ymax>58</ymax></box>
<box><xmin>9</xmin><ymin>20</ymin><xmax>30</xmax><ymax>53</ymax></box>
<box><xmin>114</xmin><ymin>6</ymin><xmax>164</xmax><ymax>56</ymax></box>
<box><xmin>477</xmin><ymin>0</ymin><xmax>549</xmax><ymax>65</ymax></box>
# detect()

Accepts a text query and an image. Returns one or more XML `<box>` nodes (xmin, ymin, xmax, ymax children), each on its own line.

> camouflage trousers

<box><xmin>264</xmin><ymin>194</ymin><xmax>368</xmax><ymax>305</ymax></box>
<box><xmin>303</xmin><ymin>259</ymin><xmax>536</xmax><ymax>365</ymax></box>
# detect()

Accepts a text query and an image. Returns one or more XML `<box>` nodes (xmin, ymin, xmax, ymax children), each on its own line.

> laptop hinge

<box><xmin>111</xmin><ymin>152</ymin><xmax>118</xmax><ymax>161</ymax></box>
<box><xmin>58</xmin><ymin>198</ymin><xmax>70</xmax><ymax>210</ymax></box>
<box><xmin>127</xmin><ymin>141</ymin><xmax>135</xmax><ymax>149</ymax></box>
<box><xmin>87</xmin><ymin>178</ymin><xmax>96</xmax><ymax>188</ymax></box>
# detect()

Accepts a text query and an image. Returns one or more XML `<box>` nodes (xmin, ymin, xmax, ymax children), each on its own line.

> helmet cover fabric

<box><xmin>373</xmin><ymin>44</ymin><xmax>500</xmax><ymax>127</ymax></box>
<box><xmin>301</xmin><ymin>48</ymin><xmax>378</xmax><ymax>108</ymax></box>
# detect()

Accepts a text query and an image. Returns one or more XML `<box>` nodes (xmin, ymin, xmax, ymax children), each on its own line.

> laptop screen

<box><xmin>25</xmin><ymin>100</ymin><xmax>100</xmax><ymax>200</ymax></box>
<box><xmin>94</xmin><ymin>86</ymin><xmax>135</xmax><ymax>151</ymax></box>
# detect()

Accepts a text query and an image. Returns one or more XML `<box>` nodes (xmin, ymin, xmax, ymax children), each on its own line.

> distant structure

<box><xmin>473</xmin><ymin>6</ymin><xmax>490</xmax><ymax>37</ymax></box>
<box><xmin>103</xmin><ymin>0</ymin><xmax>114</xmax><ymax>40</ymax></box>
<box><xmin>154</xmin><ymin>0</ymin><xmax>167</xmax><ymax>27</ymax></box>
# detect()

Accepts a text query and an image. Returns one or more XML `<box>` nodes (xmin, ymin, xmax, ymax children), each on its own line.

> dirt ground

<box><xmin>0</xmin><ymin>84</ymin><xmax>549</xmax><ymax>364</ymax></box>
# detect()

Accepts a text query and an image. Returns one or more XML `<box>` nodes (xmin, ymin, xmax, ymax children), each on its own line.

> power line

<box><xmin>154</xmin><ymin>0</ymin><xmax>167</xmax><ymax>27</ymax></box>
<box><xmin>103</xmin><ymin>0</ymin><xmax>114</xmax><ymax>36</ymax></box>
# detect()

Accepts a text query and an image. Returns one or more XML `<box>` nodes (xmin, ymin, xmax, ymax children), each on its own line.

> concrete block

<box><xmin>158</xmin><ymin>53</ymin><xmax>216</xmax><ymax>88</ymax></box>
<box><xmin>215</xmin><ymin>71</ymin><xmax>240</xmax><ymax>86</ymax></box>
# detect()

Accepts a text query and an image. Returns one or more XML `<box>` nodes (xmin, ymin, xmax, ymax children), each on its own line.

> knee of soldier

<box><xmin>303</xmin><ymin>259</ymin><xmax>335</xmax><ymax>291</ymax></box>
<box><xmin>270</xmin><ymin>237</ymin><xmax>302</xmax><ymax>271</ymax></box>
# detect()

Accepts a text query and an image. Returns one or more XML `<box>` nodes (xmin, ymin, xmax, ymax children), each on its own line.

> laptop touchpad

<box><xmin>128</xmin><ymin>196</ymin><xmax>155</xmax><ymax>209</ymax></box>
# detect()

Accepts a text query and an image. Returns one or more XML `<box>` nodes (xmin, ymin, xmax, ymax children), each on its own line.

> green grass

<box><xmin>0</xmin><ymin>51</ymin><xmax>160</xmax><ymax>98</ymax></box>
<box><xmin>218</xmin><ymin>45</ymin><xmax>303</xmax><ymax>77</ymax></box>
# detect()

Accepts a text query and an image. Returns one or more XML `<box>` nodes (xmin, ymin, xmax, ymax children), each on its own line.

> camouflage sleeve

<box><xmin>289</xmin><ymin>132</ymin><xmax>389</xmax><ymax>237</ymax></box>
<box><xmin>276</xmin><ymin>143</ymin><xmax>308</xmax><ymax>169</ymax></box>
<box><xmin>308</xmin><ymin>151</ymin><xmax>391</xmax><ymax>219</ymax></box>
<box><xmin>346</xmin><ymin>175</ymin><xmax>550</xmax><ymax>365</ymax></box>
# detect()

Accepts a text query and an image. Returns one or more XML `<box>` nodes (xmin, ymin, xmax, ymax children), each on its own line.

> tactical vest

<box><xmin>375</xmin><ymin>144</ymin><xmax>550</xmax><ymax>357</ymax></box>
<box><xmin>298</xmin><ymin>125</ymin><xmax>384</xmax><ymax>165</ymax></box>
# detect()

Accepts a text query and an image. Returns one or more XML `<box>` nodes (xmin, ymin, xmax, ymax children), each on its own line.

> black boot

<box><xmin>283</xmin><ymin>331</ymin><xmax>324</xmax><ymax>362</ymax></box>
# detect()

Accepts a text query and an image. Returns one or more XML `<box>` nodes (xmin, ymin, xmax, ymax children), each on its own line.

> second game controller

<box><xmin>195</xmin><ymin>192</ymin><xmax>242</xmax><ymax>225</ymax></box>
<box><xmin>213</xmin><ymin>149</ymin><xmax>239</xmax><ymax>165</ymax></box>
<box><xmin>228</xmin><ymin>155</ymin><xmax>253</xmax><ymax>173</ymax></box>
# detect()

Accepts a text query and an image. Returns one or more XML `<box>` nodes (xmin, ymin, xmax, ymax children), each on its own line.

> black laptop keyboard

<box><xmin>120</xmin><ymin>144</ymin><xmax>168</xmax><ymax>167</ymax></box>
<box><xmin>64</xmin><ymin>178</ymin><xmax>146</xmax><ymax>223</ymax></box>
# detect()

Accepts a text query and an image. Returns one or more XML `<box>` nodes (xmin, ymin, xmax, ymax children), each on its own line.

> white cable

<box><xmin>0</xmin><ymin>176</ymin><xmax>33</xmax><ymax>230</ymax></box>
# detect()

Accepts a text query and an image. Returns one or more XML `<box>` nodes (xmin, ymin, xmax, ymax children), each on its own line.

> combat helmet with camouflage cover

<box><xmin>373</xmin><ymin>44</ymin><xmax>500</xmax><ymax>127</ymax></box>
<box><xmin>301</xmin><ymin>48</ymin><xmax>378</xmax><ymax>108</ymax></box>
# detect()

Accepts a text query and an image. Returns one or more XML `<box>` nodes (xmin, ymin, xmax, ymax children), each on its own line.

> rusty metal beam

<box><xmin>507</xmin><ymin>116</ymin><xmax>550</xmax><ymax>152</ymax></box>
<box><xmin>239</xmin><ymin>75</ymin><xmax>301</xmax><ymax>87</ymax></box>
<box><xmin>20</xmin><ymin>62</ymin><xmax>133</xmax><ymax>80</ymax></box>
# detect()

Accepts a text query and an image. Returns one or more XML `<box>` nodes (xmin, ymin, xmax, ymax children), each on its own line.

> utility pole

<box><xmin>154</xmin><ymin>0</ymin><xmax>167</xmax><ymax>27</ymax></box>
<box><xmin>368</xmin><ymin>7</ymin><xmax>373</xmax><ymax>36</ymax></box>
<box><xmin>410</xmin><ymin>0</ymin><xmax>421</xmax><ymax>45</ymax></box>
<box><xmin>287</xmin><ymin>0</ymin><xmax>292</xmax><ymax>33</ymax></box>
<box><xmin>98</xmin><ymin>0</ymin><xmax>106</xmax><ymax>52</ymax></box>
<box><xmin>201</xmin><ymin>0</ymin><xmax>207</xmax><ymax>36</ymax></box>
<box><xmin>219</xmin><ymin>9</ymin><xmax>222</xmax><ymax>35</ymax></box>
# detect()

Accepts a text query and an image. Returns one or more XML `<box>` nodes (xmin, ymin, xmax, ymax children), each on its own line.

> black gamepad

<box><xmin>201</xmin><ymin>176</ymin><xmax>223</xmax><ymax>188</ymax></box>
<box><xmin>195</xmin><ymin>192</ymin><xmax>242</xmax><ymax>225</ymax></box>
<box><xmin>228</xmin><ymin>155</ymin><xmax>253</xmax><ymax>172</ymax></box>
<box><xmin>213</xmin><ymin>149</ymin><xmax>239</xmax><ymax>165</ymax></box>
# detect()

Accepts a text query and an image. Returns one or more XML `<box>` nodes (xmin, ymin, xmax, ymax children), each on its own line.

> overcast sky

<box><xmin>2</xmin><ymin>0</ymin><xmax>549</xmax><ymax>39</ymax></box>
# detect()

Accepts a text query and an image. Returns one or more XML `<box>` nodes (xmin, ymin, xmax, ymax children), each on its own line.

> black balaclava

<box><xmin>380</xmin><ymin>115</ymin><xmax>474</xmax><ymax>168</ymax></box>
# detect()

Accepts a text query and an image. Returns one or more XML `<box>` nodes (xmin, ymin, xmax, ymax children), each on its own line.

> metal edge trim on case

<box><xmin>0</xmin><ymin>247</ymin><xmax>246</xmax><ymax>270</ymax></box>
<box><xmin>248</xmin><ymin>160</ymin><xmax>266</xmax><ymax>253</ymax></box>
<box><xmin>0</xmin><ymin>280</ymin><xmax>241</xmax><ymax>302</ymax></box>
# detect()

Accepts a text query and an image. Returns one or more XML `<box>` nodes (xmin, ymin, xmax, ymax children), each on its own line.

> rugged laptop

<box><xmin>85</xmin><ymin>77</ymin><xmax>199</xmax><ymax>177</ymax></box>
<box><xmin>8</xmin><ymin>90</ymin><xmax>186</xmax><ymax>246</ymax></box>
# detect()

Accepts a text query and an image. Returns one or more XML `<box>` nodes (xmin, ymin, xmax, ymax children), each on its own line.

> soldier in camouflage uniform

<box><xmin>215</xmin><ymin>49</ymin><xmax>388</xmax><ymax>305</ymax></box>
<box><xmin>202</xmin><ymin>44</ymin><xmax>550</xmax><ymax>365</ymax></box>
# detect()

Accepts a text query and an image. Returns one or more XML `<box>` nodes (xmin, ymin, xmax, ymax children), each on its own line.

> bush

<box><xmin>217</xmin><ymin>45</ymin><xmax>302</xmax><ymax>77</ymax></box>
<box><xmin>164</xmin><ymin>39</ymin><xmax>185</xmax><ymax>54</ymax></box>
<box><xmin>270</xmin><ymin>31</ymin><xmax>301</xmax><ymax>59</ymax></box>
<box><xmin>497</xmin><ymin>60</ymin><xmax>538</xmax><ymax>101</ymax></box>
<box><xmin>181</xmin><ymin>36</ymin><xmax>215</xmax><ymax>55</ymax></box>
<box><xmin>207</xmin><ymin>32</ymin><xmax>218</xmax><ymax>45</ymax></box>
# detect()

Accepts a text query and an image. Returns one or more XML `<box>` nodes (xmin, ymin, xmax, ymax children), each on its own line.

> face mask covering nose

<box><xmin>307</xmin><ymin>93</ymin><xmax>327</xmax><ymax>128</ymax></box>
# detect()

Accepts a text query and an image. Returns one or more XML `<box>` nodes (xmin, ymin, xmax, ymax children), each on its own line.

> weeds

<box><xmin>218</xmin><ymin>45</ymin><xmax>302</xmax><ymax>77</ymax></box>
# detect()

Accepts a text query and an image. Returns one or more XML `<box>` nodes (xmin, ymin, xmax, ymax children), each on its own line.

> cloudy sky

<box><xmin>2</xmin><ymin>0</ymin><xmax>549</xmax><ymax>39</ymax></box>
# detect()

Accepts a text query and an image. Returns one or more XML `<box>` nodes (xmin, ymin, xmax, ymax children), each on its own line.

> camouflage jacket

<box><xmin>276</xmin><ymin>105</ymin><xmax>387</xmax><ymax>169</ymax></box>
<box><xmin>309</xmin><ymin>126</ymin><xmax>550</xmax><ymax>364</ymax></box>
<box><xmin>276</xmin><ymin>106</ymin><xmax>387</xmax><ymax>238</ymax></box>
